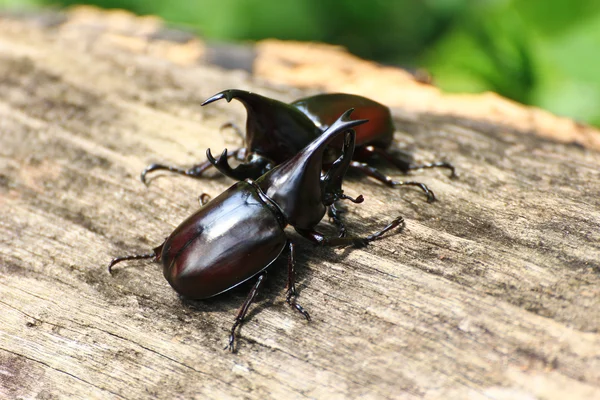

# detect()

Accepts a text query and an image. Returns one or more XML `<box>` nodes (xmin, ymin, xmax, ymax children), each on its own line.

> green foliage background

<box><xmin>3</xmin><ymin>0</ymin><xmax>599</xmax><ymax>126</ymax></box>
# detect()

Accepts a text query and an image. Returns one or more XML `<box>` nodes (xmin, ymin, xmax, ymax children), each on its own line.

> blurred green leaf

<box><xmin>0</xmin><ymin>0</ymin><xmax>39</xmax><ymax>8</ymax></box>
<box><xmin>4</xmin><ymin>0</ymin><xmax>600</xmax><ymax>126</ymax></box>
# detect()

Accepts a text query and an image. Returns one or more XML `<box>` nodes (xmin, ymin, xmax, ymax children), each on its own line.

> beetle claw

<box><xmin>226</xmin><ymin>336</ymin><xmax>236</xmax><ymax>353</ymax></box>
<box><xmin>340</xmin><ymin>193</ymin><xmax>364</xmax><ymax>204</ymax></box>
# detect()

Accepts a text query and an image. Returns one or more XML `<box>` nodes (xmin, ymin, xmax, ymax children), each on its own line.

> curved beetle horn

<box><xmin>201</xmin><ymin>89</ymin><xmax>247</xmax><ymax>106</ymax></box>
<box><xmin>206</xmin><ymin>148</ymin><xmax>235</xmax><ymax>176</ymax></box>
<box><xmin>201</xmin><ymin>89</ymin><xmax>320</xmax><ymax>162</ymax></box>
<box><xmin>257</xmin><ymin>109</ymin><xmax>368</xmax><ymax>229</ymax></box>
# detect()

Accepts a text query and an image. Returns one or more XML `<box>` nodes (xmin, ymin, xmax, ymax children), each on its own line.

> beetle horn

<box><xmin>256</xmin><ymin>109</ymin><xmax>368</xmax><ymax>229</ymax></box>
<box><xmin>201</xmin><ymin>89</ymin><xmax>244</xmax><ymax>106</ymax></box>
<box><xmin>206</xmin><ymin>148</ymin><xmax>275</xmax><ymax>181</ymax></box>
<box><xmin>206</xmin><ymin>148</ymin><xmax>235</xmax><ymax>176</ymax></box>
<box><xmin>201</xmin><ymin>89</ymin><xmax>320</xmax><ymax>159</ymax></box>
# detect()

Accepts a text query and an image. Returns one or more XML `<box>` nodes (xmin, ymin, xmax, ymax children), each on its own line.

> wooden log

<box><xmin>1</xmin><ymin>6</ymin><xmax>599</xmax><ymax>399</ymax></box>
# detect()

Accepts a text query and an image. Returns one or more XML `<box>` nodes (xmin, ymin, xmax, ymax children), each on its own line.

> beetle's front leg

<box><xmin>327</xmin><ymin>204</ymin><xmax>347</xmax><ymax>238</ymax></box>
<box><xmin>228</xmin><ymin>272</ymin><xmax>267</xmax><ymax>353</ymax></box>
<box><xmin>296</xmin><ymin>216</ymin><xmax>405</xmax><ymax>248</ymax></box>
<box><xmin>349</xmin><ymin>161</ymin><xmax>436</xmax><ymax>203</ymax></box>
<box><xmin>285</xmin><ymin>241</ymin><xmax>310</xmax><ymax>321</ymax></box>
<box><xmin>140</xmin><ymin>149</ymin><xmax>243</xmax><ymax>185</ymax></box>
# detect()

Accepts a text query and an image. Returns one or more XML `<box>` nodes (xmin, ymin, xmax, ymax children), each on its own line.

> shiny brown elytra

<box><xmin>109</xmin><ymin>110</ymin><xmax>404</xmax><ymax>352</ymax></box>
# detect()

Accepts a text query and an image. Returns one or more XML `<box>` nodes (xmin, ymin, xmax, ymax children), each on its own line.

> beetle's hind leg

<box><xmin>108</xmin><ymin>242</ymin><xmax>164</xmax><ymax>274</ymax></box>
<box><xmin>363</xmin><ymin>145</ymin><xmax>456</xmax><ymax>177</ymax></box>
<box><xmin>227</xmin><ymin>272</ymin><xmax>267</xmax><ymax>352</ymax></box>
<box><xmin>405</xmin><ymin>161</ymin><xmax>456</xmax><ymax>177</ymax></box>
<box><xmin>107</xmin><ymin>252</ymin><xmax>156</xmax><ymax>274</ymax></box>
<box><xmin>349</xmin><ymin>161</ymin><xmax>436</xmax><ymax>203</ymax></box>
<box><xmin>140</xmin><ymin>149</ymin><xmax>244</xmax><ymax>185</ymax></box>
<box><xmin>285</xmin><ymin>241</ymin><xmax>311</xmax><ymax>321</ymax></box>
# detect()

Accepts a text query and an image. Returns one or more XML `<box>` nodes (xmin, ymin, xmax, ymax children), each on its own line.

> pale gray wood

<box><xmin>0</xmin><ymin>9</ymin><xmax>599</xmax><ymax>400</ymax></box>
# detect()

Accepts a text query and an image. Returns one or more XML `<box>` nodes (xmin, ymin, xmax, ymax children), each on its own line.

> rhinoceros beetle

<box><xmin>109</xmin><ymin>110</ymin><xmax>404</xmax><ymax>352</ymax></box>
<box><xmin>141</xmin><ymin>90</ymin><xmax>455</xmax><ymax>203</ymax></box>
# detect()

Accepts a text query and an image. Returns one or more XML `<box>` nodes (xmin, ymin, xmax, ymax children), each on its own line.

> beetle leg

<box><xmin>327</xmin><ymin>204</ymin><xmax>347</xmax><ymax>238</ymax></box>
<box><xmin>140</xmin><ymin>149</ymin><xmax>242</xmax><ymax>185</ymax></box>
<box><xmin>328</xmin><ymin>197</ymin><xmax>368</xmax><ymax>238</ymax></box>
<box><xmin>338</xmin><ymin>194</ymin><xmax>364</xmax><ymax>204</ymax></box>
<box><xmin>108</xmin><ymin>242</ymin><xmax>165</xmax><ymax>274</ymax></box>
<box><xmin>107</xmin><ymin>252</ymin><xmax>157</xmax><ymax>274</ymax></box>
<box><xmin>349</xmin><ymin>161</ymin><xmax>436</xmax><ymax>203</ymax></box>
<box><xmin>285</xmin><ymin>241</ymin><xmax>311</xmax><ymax>321</ymax></box>
<box><xmin>296</xmin><ymin>216</ymin><xmax>405</xmax><ymax>248</ymax></box>
<box><xmin>227</xmin><ymin>272</ymin><xmax>267</xmax><ymax>353</ymax></box>
<box><xmin>198</xmin><ymin>193</ymin><xmax>211</xmax><ymax>206</ymax></box>
<box><xmin>406</xmin><ymin>161</ymin><xmax>456</xmax><ymax>177</ymax></box>
<box><xmin>363</xmin><ymin>145</ymin><xmax>456</xmax><ymax>177</ymax></box>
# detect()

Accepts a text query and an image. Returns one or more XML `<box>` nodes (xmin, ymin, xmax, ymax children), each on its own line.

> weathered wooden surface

<box><xmin>1</xmin><ymin>7</ymin><xmax>600</xmax><ymax>400</ymax></box>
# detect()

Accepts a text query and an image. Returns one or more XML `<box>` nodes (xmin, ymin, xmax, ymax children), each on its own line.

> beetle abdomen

<box><xmin>292</xmin><ymin>93</ymin><xmax>394</xmax><ymax>149</ymax></box>
<box><xmin>160</xmin><ymin>182</ymin><xmax>287</xmax><ymax>299</ymax></box>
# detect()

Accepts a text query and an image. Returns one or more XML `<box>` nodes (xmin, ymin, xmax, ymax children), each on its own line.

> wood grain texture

<box><xmin>1</xmin><ymin>7</ymin><xmax>599</xmax><ymax>400</ymax></box>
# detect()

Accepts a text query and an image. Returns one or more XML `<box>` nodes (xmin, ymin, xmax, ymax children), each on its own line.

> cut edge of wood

<box><xmin>50</xmin><ymin>6</ymin><xmax>600</xmax><ymax>152</ymax></box>
<box><xmin>254</xmin><ymin>39</ymin><xmax>600</xmax><ymax>151</ymax></box>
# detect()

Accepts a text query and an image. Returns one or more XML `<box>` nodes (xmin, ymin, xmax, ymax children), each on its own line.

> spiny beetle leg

<box><xmin>295</xmin><ymin>216</ymin><xmax>405</xmax><ymax>248</ymax></box>
<box><xmin>107</xmin><ymin>253</ymin><xmax>156</xmax><ymax>274</ymax></box>
<box><xmin>327</xmin><ymin>204</ymin><xmax>347</xmax><ymax>238</ymax></box>
<box><xmin>364</xmin><ymin>216</ymin><xmax>405</xmax><ymax>241</ymax></box>
<box><xmin>227</xmin><ymin>272</ymin><xmax>267</xmax><ymax>353</ymax></box>
<box><xmin>140</xmin><ymin>160</ymin><xmax>212</xmax><ymax>185</ymax></box>
<box><xmin>140</xmin><ymin>149</ymin><xmax>243</xmax><ymax>185</ymax></box>
<box><xmin>363</xmin><ymin>145</ymin><xmax>456</xmax><ymax>177</ymax></box>
<box><xmin>285</xmin><ymin>241</ymin><xmax>310</xmax><ymax>321</ymax></box>
<box><xmin>406</xmin><ymin>161</ymin><xmax>456</xmax><ymax>178</ymax></box>
<box><xmin>349</xmin><ymin>161</ymin><xmax>436</xmax><ymax>203</ymax></box>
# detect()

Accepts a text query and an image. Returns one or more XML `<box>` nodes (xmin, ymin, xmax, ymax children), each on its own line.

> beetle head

<box><xmin>202</xmin><ymin>89</ymin><xmax>321</xmax><ymax>164</ymax></box>
<box><xmin>256</xmin><ymin>109</ymin><xmax>367</xmax><ymax>230</ymax></box>
<box><xmin>320</xmin><ymin>130</ymin><xmax>364</xmax><ymax>206</ymax></box>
